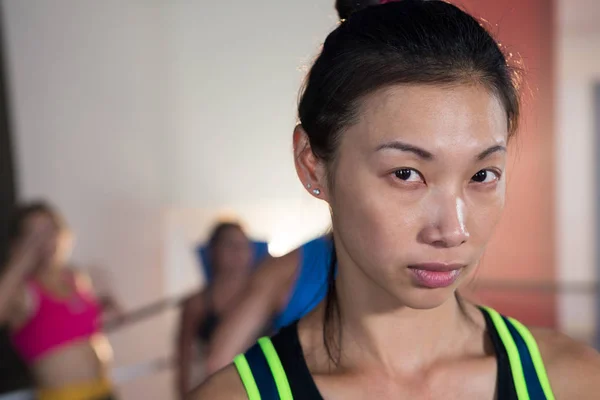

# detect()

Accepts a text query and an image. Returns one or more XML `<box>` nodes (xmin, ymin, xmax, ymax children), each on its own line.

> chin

<box><xmin>35</xmin><ymin>258</ymin><xmax>62</xmax><ymax>274</ymax></box>
<box><xmin>394</xmin><ymin>286</ymin><xmax>459</xmax><ymax>310</ymax></box>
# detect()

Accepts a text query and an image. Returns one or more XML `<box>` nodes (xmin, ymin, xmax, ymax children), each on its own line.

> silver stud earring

<box><xmin>312</xmin><ymin>189</ymin><xmax>321</xmax><ymax>196</ymax></box>
<box><xmin>306</xmin><ymin>183</ymin><xmax>312</xmax><ymax>189</ymax></box>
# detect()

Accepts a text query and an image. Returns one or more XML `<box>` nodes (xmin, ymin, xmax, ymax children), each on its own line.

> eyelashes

<box><xmin>390</xmin><ymin>168</ymin><xmax>502</xmax><ymax>186</ymax></box>
<box><xmin>470</xmin><ymin>169</ymin><xmax>502</xmax><ymax>184</ymax></box>
<box><xmin>394</xmin><ymin>168</ymin><xmax>424</xmax><ymax>183</ymax></box>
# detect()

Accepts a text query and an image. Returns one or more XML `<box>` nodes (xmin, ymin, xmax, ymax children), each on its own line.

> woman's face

<box><xmin>300</xmin><ymin>84</ymin><xmax>508</xmax><ymax>310</ymax></box>
<box><xmin>23</xmin><ymin>212</ymin><xmax>71</xmax><ymax>271</ymax></box>
<box><xmin>212</xmin><ymin>227</ymin><xmax>254</xmax><ymax>277</ymax></box>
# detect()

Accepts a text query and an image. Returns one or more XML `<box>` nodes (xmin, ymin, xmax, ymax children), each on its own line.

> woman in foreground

<box><xmin>1</xmin><ymin>202</ymin><xmax>122</xmax><ymax>400</ymax></box>
<box><xmin>192</xmin><ymin>0</ymin><xmax>600</xmax><ymax>398</ymax></box>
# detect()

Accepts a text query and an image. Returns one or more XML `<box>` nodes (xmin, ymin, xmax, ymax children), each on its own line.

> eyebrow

<box><xmin>375</xmin><ymin>141</ymin><xmax>433</xmax><ymax>159</ymax></box>
<box><xmin>477</xmin><ymin>145</ymin><xmax>506</xmax><ymax>160</ymax></box>
<box><xmin>376</xmin><ymin>140</ymin><xmax>506</xmax><ymax>161</ymax></box>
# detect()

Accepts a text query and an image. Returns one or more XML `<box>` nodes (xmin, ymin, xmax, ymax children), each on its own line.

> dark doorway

<box><xmin>0</xmin><ymin>4</ymin><xmax>32</xmax><ymax>394</ymax></box>
<box><xmin>0</xmin><ymin>2</ymin><xmax>15</xmax><ymax>263</ymax></box>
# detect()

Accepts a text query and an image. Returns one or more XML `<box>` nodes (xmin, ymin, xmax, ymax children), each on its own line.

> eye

<box><xmin>393</xmin><ymin>168</ymin><xmax>424</xmax><ymax>183</ymax></box>
<box><xmin>471</xmin><ymin>169</ymin><xmax>500</xmax><ymax>184</ymax></box>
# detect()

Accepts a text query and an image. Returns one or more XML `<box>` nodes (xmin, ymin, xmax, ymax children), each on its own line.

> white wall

<box><xmin>555</xmin><ymin>0</ymin><xmax>600</xmax><ymax>340</ymax></box>
<box><xmin>2</xmin><ymin>0</ymin><xmax>335</xmax><ymax>397</ymax></box>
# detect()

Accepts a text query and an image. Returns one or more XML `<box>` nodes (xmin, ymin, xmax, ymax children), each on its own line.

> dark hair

<box><xmin>8</xmin><ymin>201</ymin><xmax>64</xmax><ymax>244</ymax></box>
<box><xmin>299</xmin><ymin>0</ymin><xmax>521</xmax><ymax>365</ymax></box>
<box><xmin>300</xmin><ymin>0</ymin><xmax>519</xmax><ymax>165</ymax></box>
<box><xmin>207</xmin><ymin>222</ymin><xmax>244</xmax><ymax>253</ymax></box>
<box><xmin>336</xmin><ymin>0</ymin><xmax>380</xmax><ymax>20</ymax></box>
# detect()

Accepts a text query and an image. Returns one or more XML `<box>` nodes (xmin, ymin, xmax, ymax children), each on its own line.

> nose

<box><xmin>418</xmin><ymin>195</ymin><xmax>470</xmax><ymax>248</ymax></box>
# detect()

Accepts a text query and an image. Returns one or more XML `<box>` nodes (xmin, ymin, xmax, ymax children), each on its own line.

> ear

<box><xmin>293</xmin><ymin>125</ymin><xmax>330</xmax><ymax>201</ymax></box>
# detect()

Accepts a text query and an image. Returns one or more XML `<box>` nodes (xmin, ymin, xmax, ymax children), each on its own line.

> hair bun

<box><xmin>335</xmin><ymin>0</ymin><xmax>381</xmax><ymax>20</ymax></box>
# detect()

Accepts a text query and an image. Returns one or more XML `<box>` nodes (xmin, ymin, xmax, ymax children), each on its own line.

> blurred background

<box><xmin>0</xmin><ymin>0</ymin><xmax>597</xmax><ymax>398</ymax></box>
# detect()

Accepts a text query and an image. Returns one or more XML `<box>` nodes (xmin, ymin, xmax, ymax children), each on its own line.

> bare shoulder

<box><xmin>186</xmin><ymin>365</ymin><xmax>247</xmax><ymax>400</ymax></box>
<box><xmin>530</xmin><ymin>327</ymin><xmax>600</xmax><ymax>398</ymax></box>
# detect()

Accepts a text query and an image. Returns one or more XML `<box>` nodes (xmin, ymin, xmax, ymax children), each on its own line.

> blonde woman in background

<box><xmin>0</xmin><ymin>202</ymin><xmax>122</xmax><ymax>400</ymax></box>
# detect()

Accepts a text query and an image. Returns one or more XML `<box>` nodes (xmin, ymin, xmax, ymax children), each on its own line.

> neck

<box><xmin>331</xmin><ymin>264</ymin><xmax>481</xmax><ymax>374</ymax></box>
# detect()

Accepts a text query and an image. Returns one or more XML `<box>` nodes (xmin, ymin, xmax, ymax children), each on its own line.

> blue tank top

<box><xmin>272</xmin><ymin>236</ymin><xmax>333</xmax><ymax>330</ymax></box>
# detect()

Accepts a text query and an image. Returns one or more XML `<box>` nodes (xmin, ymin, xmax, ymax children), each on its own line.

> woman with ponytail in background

<box><xmin>192</xmin><ymin>1</ymin><xmax>600</xmax><ymax>399</ymax></box>
<box><xmin>177</xmin><ymin>222</ymin><xmax>256</xmax><ymax>397</ymax></box>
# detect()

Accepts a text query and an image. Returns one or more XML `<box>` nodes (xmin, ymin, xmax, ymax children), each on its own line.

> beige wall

<box><xmin>555</xmin><ymin>0</ymin><xmax>600</xmax><ymax>340</ymax></box>
<box><xmin>455</xmin><ymin>0</ymin><xmax>557</xmax><ymax>327</ymax></box>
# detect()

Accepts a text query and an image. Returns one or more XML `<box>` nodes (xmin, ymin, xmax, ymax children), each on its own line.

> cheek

<box><xmin>42</xmin><ymin>235</ymin><xmax>59</xmax><ymax>253</ymax></box>
<box><xmin>57</xmin><ymin>234</ymin><xmax>73</xmax><ymax>254</ymax></box>
<box><xmin>467</xmin><ymin>190</ymin><xmax>505</xmax><ymax>245</ymax></box>
<box><xmin>330</xmin><ymin>159</ymin><xmax>421</xmax><ymax>264</ymax></box>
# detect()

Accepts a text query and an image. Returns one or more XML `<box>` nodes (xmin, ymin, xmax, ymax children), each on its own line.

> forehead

<box><xmin>345</xmin><ymin>84</ymin><xmax>508</xmax><ymax>153</ymax></box>
<box><xmin>218</xmin><ymin>227</ymin><xmax>248</xmax><ymax>243</ymax></box>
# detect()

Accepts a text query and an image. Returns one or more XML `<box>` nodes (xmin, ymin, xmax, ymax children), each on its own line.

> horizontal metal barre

<box><xmin>104</xmin><ymin>297</ymin><xmax>181</xmax><ymax>333</ymax></box>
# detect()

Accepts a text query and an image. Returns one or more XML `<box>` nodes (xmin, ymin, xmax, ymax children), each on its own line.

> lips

<box><xmin>408</xmin><ymin>263</ymin><xmax>465</xmax><ymax>289</ymax></box>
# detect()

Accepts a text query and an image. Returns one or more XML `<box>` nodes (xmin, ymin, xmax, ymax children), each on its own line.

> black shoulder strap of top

<box><xmin>241</xmin><ymin>341</ymin><xmax>280</xmax><ymax>399</ymax></box>
<box><xmin>480</xmin><ymin>306</ymin><xmax>556</xmax><ymax>400</ymax></box>
<box><xmin>271</xmin><ymin>323</ymin><xmax>324</xmax><ymax>399</ymax></box>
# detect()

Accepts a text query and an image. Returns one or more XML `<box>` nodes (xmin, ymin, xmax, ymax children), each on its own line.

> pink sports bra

<box><xmin>11</xmin><ymin>275</ymin><xmax>101</xmax><ymax>363</ymax></box>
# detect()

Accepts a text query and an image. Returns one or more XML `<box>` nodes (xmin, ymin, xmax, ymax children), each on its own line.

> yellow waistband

<box><xmin>37</xmin><ymin>378</ymin><xmax>112</xmax><ymax>400</ymax></box>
